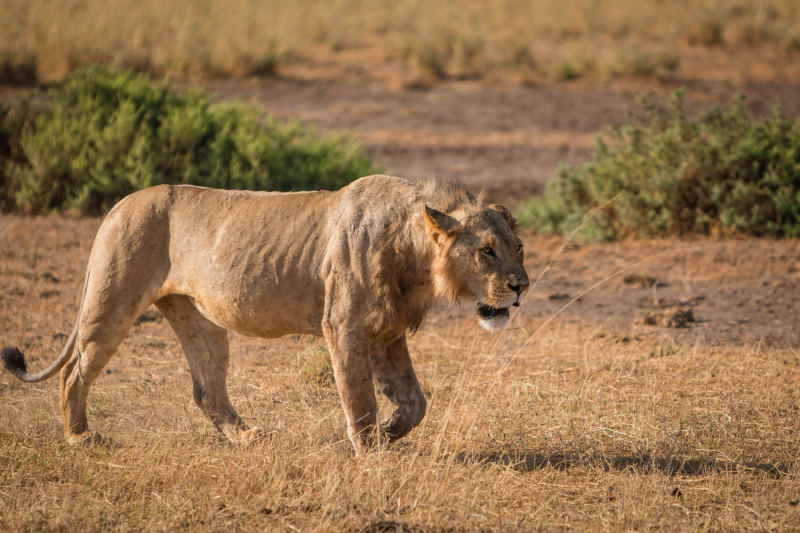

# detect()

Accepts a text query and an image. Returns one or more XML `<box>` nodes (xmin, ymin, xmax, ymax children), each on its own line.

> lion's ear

<box><xmin>423</xmin><ymin>205</ymin><xmax>459</xmax><ymax>243</ymax></box>
<box><xmin>488</xmin><ymin>204</ymin><xmax>517</xmax><ymax>231</ymax></box>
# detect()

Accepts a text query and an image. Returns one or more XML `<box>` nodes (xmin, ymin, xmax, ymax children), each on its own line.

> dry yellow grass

<box><xmin>2</xmin><ymin>0</ymin><xmax>800</xmax><ymax>83</ymax></box>
<box><xmin>1</xmin><ymin>216</ymin><xmax>799</xmax><ymax>532</ymax></box>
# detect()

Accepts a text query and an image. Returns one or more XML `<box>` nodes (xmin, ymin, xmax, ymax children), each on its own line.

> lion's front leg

<box><xmin>371</xmin><ymin>335</ymin><xmax>427</xmax><ymax>442</ymax></box>
<box><xmin>325</xmin><ymin>325</ymin><xmax>379</xmax><ymax>454</ymax></box>
<box><xmin>322</xmin><ymin>264</ymin><xmax>382</xmax><ymax>454</ymax></box>
<box><xmin>324</xmin><ymin>330</ymin><xmax>427</xmax><ymax>452</ymax></box>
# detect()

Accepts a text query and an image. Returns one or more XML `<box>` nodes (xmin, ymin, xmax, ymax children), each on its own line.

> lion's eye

<box><xmin>481</xmin><ymin>247</ymin><xmax>494</xmax><ymax>256</ymax></box>
<box><xmin>517</xmin><ymin>244</ymin><xmax>523</xmax><ymax>252</ymax></box>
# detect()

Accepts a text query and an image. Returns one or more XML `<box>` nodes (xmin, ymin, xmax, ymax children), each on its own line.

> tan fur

<box><xmin>2</xmin><ymin>175</ymin><xmax>529</xmax><ymax>452</ymax></box>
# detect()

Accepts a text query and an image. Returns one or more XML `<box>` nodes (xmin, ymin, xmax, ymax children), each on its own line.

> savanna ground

<box><xmin>3</xmin><ymin>1</ymin><xmax>800</xmax><ymax>530</ymax></box>
<box><xmin>1</xmin><ymin>215</ymin><xmax>799</xmax><ymax>532</ymax></box>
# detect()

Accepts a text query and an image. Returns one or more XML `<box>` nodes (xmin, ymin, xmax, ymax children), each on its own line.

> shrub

<box><xmin>516</xmin><ymin>90</ymin><xmax>800</xmax><ymax>240</ymax></box>
<box><xmin>0</xmin><ymin>101</ymin><xmax>29</xmax><ymax>212</ymax></box>
<box><xmin>0</xmin><ymin>50</ymin><xmax>37</xmax><ymax>85</ymax></box>
<box><xmin>0</xmin><ymin>66</ymin><xmax>380</xmax><ymax>214</ymax></box>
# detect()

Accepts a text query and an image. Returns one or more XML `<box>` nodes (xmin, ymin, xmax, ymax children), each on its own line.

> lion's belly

<box><xmin>159</xmin><ymin>185</ymin><xmax>334</xmax><ymax>338</ymax></box>
<box><xmin>160</xmin><ymin>271</ymin><xmax>326</xmax><ymax>339</ymax></box>
<box><xmin>191</xmin><ymin>292</ymin><xmax>324</xmax><ymax>338</ymax></box>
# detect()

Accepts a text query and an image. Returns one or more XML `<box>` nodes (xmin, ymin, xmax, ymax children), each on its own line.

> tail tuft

<box><xmin>1</xmin><ymin>346</ymin><xmax>27</xmax><ymax>376</ymax></box>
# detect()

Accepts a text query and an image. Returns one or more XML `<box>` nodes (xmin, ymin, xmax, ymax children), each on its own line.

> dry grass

<box><xmin>2</xmin><ymin>0</ymin><xmax>800</xmax><ymax>83</ymax></box>
<box><xmin>1</xmin><ymin>216</ymin><xmax>799</xmax><ymax>532</ymax></box>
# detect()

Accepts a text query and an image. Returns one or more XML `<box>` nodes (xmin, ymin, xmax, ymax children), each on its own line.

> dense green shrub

<box><xmin>517</xmin><ymin>91</ymin><xmax>800</xmax><ymax>240</ymax></box>
<box><xmin>0</xmin><ymin>67</ymin><xmax>380</xmax><ymax>214</ymax></box>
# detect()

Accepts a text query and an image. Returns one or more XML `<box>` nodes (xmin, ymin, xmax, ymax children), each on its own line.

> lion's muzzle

<box><xmin>477</xmin><ymin>304</ymin><xmax>510</xmax><ymax>320</ymax></box>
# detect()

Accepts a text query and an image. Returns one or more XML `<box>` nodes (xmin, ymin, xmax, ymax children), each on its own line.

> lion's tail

<box><xmin>2</xmin><ymin>326</ymin><xmax>77</xmax><ymax>383</ymax></box>
<box><xmin>2</xmin><ymin>265</ymin><xmax>90</xmax><ymax>383</ymax></box>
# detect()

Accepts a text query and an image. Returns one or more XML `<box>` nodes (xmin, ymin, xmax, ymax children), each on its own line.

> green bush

<box><xmin>517</xmin><ymin>90</ymin><xmax>800</xmax><ymax>240</ymax></box>
<box><xmin>0</xmin><ymin>66</ymin><xmax>380</xmax><ymax>214</ymax></box>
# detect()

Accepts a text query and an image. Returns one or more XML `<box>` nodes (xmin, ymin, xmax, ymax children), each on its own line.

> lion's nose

<box><xmin>508</xmin><ymin>280</ymin><xmax>530</xmax><ymax>295</ymax></box>
<box><xmin>508</xmin><ymin>283</ymin><xmax>523</xmax><ymax>295</ymax></box>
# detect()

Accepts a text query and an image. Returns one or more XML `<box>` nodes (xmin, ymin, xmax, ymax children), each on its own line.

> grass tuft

<box><xmin>553</xmin><ymin>60</ymin><xmax>581</xmax><ymax>81</ymax></box>
<box><xmin>505</xmin><ymin>41</ymin><xmax>537</xmax><ymax>71</ymax></box>
<box><xmin>0</xmin><ymin>50</ymin><xmax>38</xmax><ymax>85</ymax></box>
<box><xmin>415</xmin><ymin>34</ymin><xmax>451</xmax><ymax>79</ymax></box>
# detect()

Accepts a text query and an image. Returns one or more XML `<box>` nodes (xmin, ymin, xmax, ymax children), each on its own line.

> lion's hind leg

<box><xmin>60</xmin><ymin>306</ymin><xmax>145</xmax><ymax>445</ymax></box>
<box><xmin>60</xmin><ymin>343</ymin><xmax>117</xmax><ymax>445</ymax></box>
<box><xmin>155</xmin><ymin>295</ymin><xmax>263</xmax><ymax>445</ymax></box>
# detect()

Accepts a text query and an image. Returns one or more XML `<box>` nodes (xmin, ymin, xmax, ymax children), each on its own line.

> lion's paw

<box><xmin>239</xmin><ymin>426</ymin><xmax>266</xmax><ymax>446</ymax></box>
<box><xmin>66</xmin><ymin>431</ymin><xmax>104</xmax><ymax>446</ymax></box>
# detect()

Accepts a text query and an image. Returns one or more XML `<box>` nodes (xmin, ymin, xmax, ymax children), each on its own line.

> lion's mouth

<box><xmin>477</xmin><ymin>304</ymin><xmax>510</xmax><ymax>320</ymax></box>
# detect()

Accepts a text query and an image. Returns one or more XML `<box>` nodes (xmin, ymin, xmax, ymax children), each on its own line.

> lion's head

<box><xmin>424</xmin><ymin>202</ymin><xmax>530</xmax><ymax>332</ymax></box>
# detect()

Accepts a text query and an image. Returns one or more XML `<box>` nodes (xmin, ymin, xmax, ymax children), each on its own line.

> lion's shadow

<box><xmin>458</xmin><ymin>451</ymin><xmax>796</xmax><ymax>478</ymax></box>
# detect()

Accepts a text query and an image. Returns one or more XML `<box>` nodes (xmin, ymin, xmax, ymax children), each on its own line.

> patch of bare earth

<box><xmin>1</xmin><ymin>217</ymin><xmax>798</xmax><ymax>532</ymax></box>
<box><xmin>191</xmin><ymin>75</ymin><xmax>800</xmax><ymax>211</ymax></box>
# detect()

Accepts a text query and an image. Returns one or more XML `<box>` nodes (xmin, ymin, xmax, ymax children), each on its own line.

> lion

<box><xmin>2</xmin><ymin>175</ymin><xmax>529</xmax><ymax>452</ymax></box>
